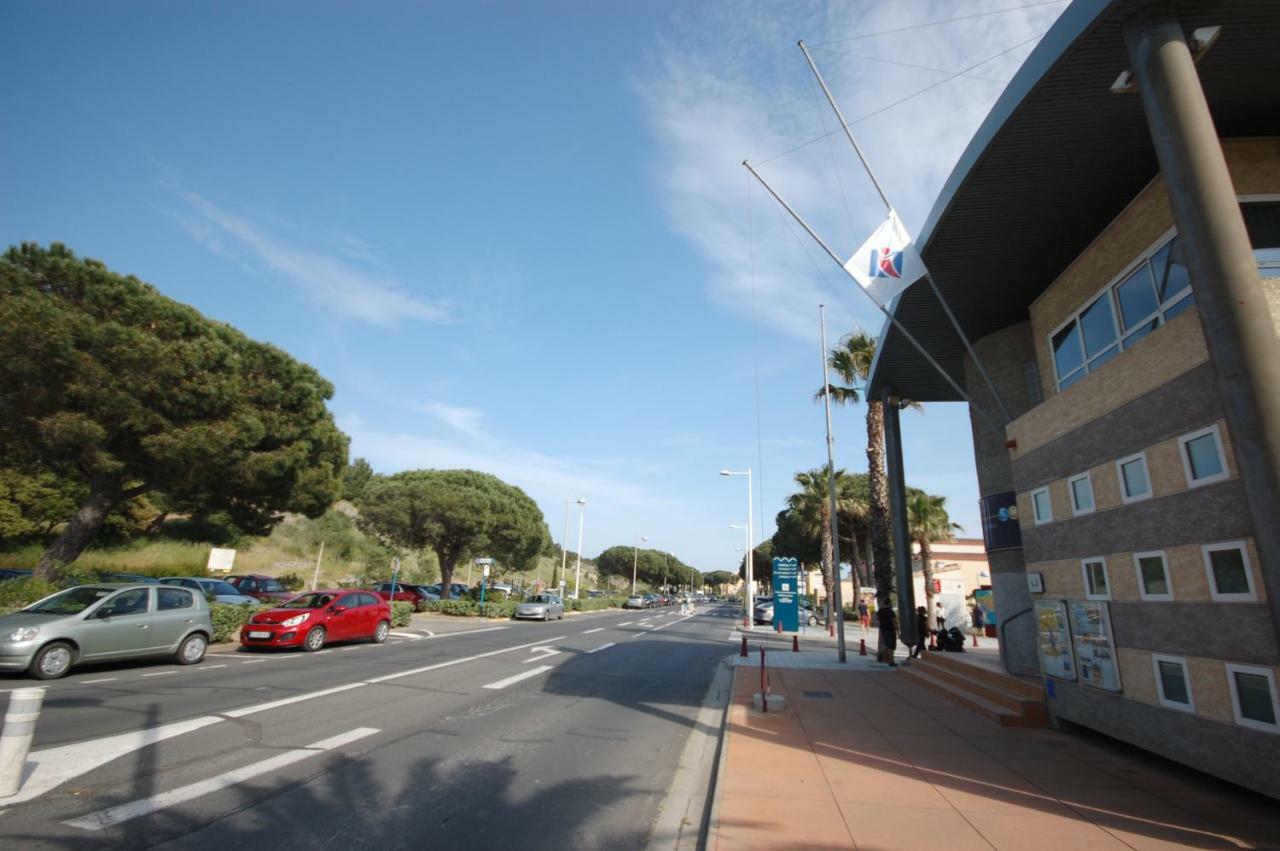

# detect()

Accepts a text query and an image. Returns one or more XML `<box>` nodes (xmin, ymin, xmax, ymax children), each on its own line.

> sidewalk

<box><xmin>710</xmin><ymin>662</ymin><xmax>1280</xmax><ymax>849</ymax></box>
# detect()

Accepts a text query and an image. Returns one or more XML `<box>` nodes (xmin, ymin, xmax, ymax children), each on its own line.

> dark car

<box><xmin>95</xmin><ymin>571</ymin><xmax>160</xmax><ymax>584</ymax></box>
<box><xmin>241</xmin><ymin>590</ymin><xmax>391</xmax><ymax>651</ymax></box>
<box><xmin>370</xmin><ymin>582</ymin><xmax>438</xmax><ymax>606</ymax></box>
<box><xmin>0</xmin><ymin>568</ymin><xmax>33</xmax><ymax>582</ymax></box>
<box><xmin>225</xmin><ymin>574</ymin><xmax>293</xmax><ymax>603</ymax></box>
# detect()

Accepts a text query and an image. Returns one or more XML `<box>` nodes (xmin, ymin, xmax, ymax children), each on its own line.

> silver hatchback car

<box><xmin>515</xmin><ymin>593</ymin><xmax>564</xmax><ymax>621</ymax></box>
<box><xmin>0</xmin><ymin>583</ymin><xmax>213</xmax><ymax>679</ymax></box>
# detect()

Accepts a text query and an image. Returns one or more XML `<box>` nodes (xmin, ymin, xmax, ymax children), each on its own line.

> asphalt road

<box><xmin>0</xmin><ymin>603</ymin><xmax>740</xmax><ymax>850</ymax></box>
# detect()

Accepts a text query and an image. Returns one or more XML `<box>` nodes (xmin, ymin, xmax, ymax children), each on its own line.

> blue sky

<box><xmin>1</xmin><ymin>1</ymin><xmax>1066</xmax><ymax>572</ymax></box>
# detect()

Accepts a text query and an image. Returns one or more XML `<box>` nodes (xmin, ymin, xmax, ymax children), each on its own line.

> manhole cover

<box><xmin>802</xmin><ymin>690</ymin><xmax>833</xmax><ymax>699</ymax></box>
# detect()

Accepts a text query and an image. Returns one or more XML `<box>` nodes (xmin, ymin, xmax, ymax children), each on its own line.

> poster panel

<box><xmin>1034</xmin><ymin>600</ymin><xmax>1076</xmax><ymax>681</ymax></box>
<box><xmin>1068</xmin><ymin>600</ymin><xmax>1123</xmax><ymax>692</ymax></box>
<box><xmin>972</xmin><ymin>588</ymin><xmax>996</xmax><ymax>628</ymax></box>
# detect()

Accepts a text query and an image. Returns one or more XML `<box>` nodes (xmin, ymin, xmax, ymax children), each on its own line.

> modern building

<box><xmin>865</xmin><ymin>0</ymin><xmax>1280</xmax><ymax>796</ymax></box>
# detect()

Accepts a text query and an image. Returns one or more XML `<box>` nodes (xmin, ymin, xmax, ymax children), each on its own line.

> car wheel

<box><xmin>558</xmin><ymin>611</ymin><xmax>564</xmax><ymax>620</ymax></box>
<box><xmin>372</xmin><ymin>620</ymin><xmax>390</xmax><ymax>644</ymax></box>
<box><xmin>302</xmin><ymin>626</ymin><xmax>326</xmax><ymax>652</ymax></box>
<box><xmin>29</xmin><ymin>641</ymin><xmax>74</xmax><ymax>680</ymax></box>
<box><xmin>543</xmin><ymin>611</ymin><xmax>550</xmax><ymax>622</ymax></box>
<box><xmin>175</xmin><ymin>633</ymin><xmax>208</xmax><ymax>665</ymax></box>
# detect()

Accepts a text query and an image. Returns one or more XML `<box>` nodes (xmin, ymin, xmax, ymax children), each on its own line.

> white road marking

<box><xmin>336</xmin><ymin>646</ymin><xmax>361</xmax><ymax>652</ymax></box>
<box><xmin>582</xmin><ymin>628</ymin><xmax>605</xmax><ymax>634</ymax></box>
<box><xmin>649</xmin><ymin>614</ymin><xmax>696</xmax><ymax>632</ymax></box>
<box><xmin>79</xmin><ymin>678</ymin><xmax>118</xmax><ymax>685</ymax></box>
<box><xmin>63</xmin><ymin>727</ymin><xmax>380</xmax><ymax>832</ymax></box>
<box><xmin>483</xmin><ymin>665</ymin><xmax>553</xmax><ymax>690</ymax></box>
<box><xmin>523</xmin><ymin>648</ymin><xmax>561</xmax><ymax>664</ymax></box>
<box><xmin>388</xmin><ymin>631</ymin><xmax>423</xmax><ymax>639</ymax></box>
<box><xmin>141</xmin><ymin>672</ymin><xmax>177</xmax><ymax>678</ymax></box>
<box><xmin>197</xmin><ymin>665</ymin><xmax>228</xmax><ymax>671</ymax></box>
<box><xmin>586</xmin><ymin>642</ymin><xmax>616</xmax><ymax>654</ymax></box>
<box><xmin>424</xmin><ymin>626</ymin><xmax>508</xmax><ymax>639</ymax></box>
<box><xmin>618</xmin><ymin>622</ymin><xmax>634</xmax><ymax>627</ymax></box>
<box><xmin>239</xmin><ymin>659</ymin><xmax>266</xmax><ymax>664</ymax></box>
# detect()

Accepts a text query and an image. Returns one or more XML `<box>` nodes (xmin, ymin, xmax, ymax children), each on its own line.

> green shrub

<box><xmin>278</xmin><ymin>572</ymin><xmax>306</xmax><ymax>591</ymax></box>
<box><xmin>0</xmin><ymin>576</ymin><xmax>59</xmax><ymax>611</ymax></box>
<box><xmin>418</xmin><ymin>599</ymin><xmax>519</xmax><ymax>618</ymax></box>
<box><xmin>209</xmin><ymin>603</ymin><xmax>270</xmax><ymax>643</ymax></box>
<box><xmin>390</xmin><ymin>601</ymin><xmax>414</xmax><ymax>627</ymax></box>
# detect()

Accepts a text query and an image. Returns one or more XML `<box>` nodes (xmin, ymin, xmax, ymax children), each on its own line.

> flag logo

<box><xmin>870</xmin><ymin>246</ymin><xmax>903</xmax><ymax>279</ymax></box>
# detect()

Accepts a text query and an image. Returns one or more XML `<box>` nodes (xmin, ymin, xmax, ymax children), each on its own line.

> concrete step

<box><xmin>909</xmin><ymin>657</ymin><xmax>1036</xmax><ymax>715</ymax></box>
<box><xmin>901</xmin><ymin>665</ymin><xmax>1049</xmax><ymax>728</ymax></box>
<box><xmin>914</xmin><ymin>652</ymin><xmax>1045</xmax><ymax>702</ymax></box>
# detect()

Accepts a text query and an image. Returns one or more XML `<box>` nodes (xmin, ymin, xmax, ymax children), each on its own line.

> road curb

<box><xmin>702</xmin><ymin>663</ymin><xmax>734</xmax><ymax>851</ymax></box>
<box><xmin>647</xmin><ymin>656</ymin><xmax>733</xmax><ymax>851</ymax></box>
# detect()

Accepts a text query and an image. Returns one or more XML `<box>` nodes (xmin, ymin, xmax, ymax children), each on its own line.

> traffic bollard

<box><xmin>0</xmin><ymin>687</ymin><xmax>46</xmax><ymax>798</ymax></box>
<box><xmin>972</xmin><ymin>632</ymin><xmax>979</xmax><ymax>647</ymax></box>
<box><xmin>760</xmin><ymin>646</ymin><xmax>768</xmax><ymax>714</ymax></box>
<box><xmin>792</xmin><ymin>635</ymin><xmax>799</xmax><ymax>653</ymax></box>
<box><xmin>740</xmin><ymin>635</ymin><xmax>749</xmax><ymax>658</ymax></box>
<box><xmin>859</xmin><ymin>638</ymin><xmax>867</xmax><ymax>656</ymax></box>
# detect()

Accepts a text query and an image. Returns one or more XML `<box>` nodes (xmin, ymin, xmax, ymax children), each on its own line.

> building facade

<box><xmin>866</xmin><ymin>0</ymin><xmax>1280</xmax><ymax>797</ymax></box>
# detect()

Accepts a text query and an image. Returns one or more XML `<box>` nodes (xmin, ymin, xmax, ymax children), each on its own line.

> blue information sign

<box><xmin>771</xmin><ymin>557</ymin><xmax>800</xmax><ymax>632</ymax></box>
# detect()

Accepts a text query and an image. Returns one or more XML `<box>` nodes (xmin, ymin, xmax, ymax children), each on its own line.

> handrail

<box><xmin>998</xmin><ymin>606</ymin><xmax>1040</xmax><ymax>677</ymax></box>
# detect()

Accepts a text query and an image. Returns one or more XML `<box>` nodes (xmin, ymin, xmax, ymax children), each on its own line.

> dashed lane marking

<box><xmin>482</xmin><ymin>665</ymin><xmax>554</xmax><ymax>690</ymax></box>
<box><xmin>78</xmin><ymin>678</ymin><xmax>118</xmax><ymax>685</ymax></box>
<box><xmin>582</xmin><ymin>628</ymin><xmax>605</xmax><ymax>634</ymax></box>
<box><xmin>586</xmin><ymin>642</ymin><xmax>616</xmax><ymax>654</ymax></box>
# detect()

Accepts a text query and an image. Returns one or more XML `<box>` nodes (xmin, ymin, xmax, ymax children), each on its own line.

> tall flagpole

<box><xmin>819</xmin><ymin>305</ymin><xmax>848</xmax><ymax>663</ymax></box>
<box><xmin>743</xmin><ymin>159</ymin><xmax>1005</xmax><ymax>438</ymax></box>
<box><xmin>799</xmin><ymin>40</ymin><xmax>1014</xmax><ymax>425</ymax></box>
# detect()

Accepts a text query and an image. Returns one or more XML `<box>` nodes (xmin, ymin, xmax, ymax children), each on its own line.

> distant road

<box><xmin>0</xmin><ymin>604</ymin><xmax>736</xmax><ymax>849</ymax></box>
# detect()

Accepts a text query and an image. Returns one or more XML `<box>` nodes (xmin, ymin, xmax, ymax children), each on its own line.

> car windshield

<box><xmin>201</xmin><ymin>580</ymin><xmax>242</xmax><ymax>596</ymax></box>
<box><xmin>26</xmin><ymin>586</ymin><xmax>116</xmax><ymax>615</ymax></box>
<box><xmin>278</xmin><ymin>592</ymin><xmax>335</xmax><ymax>609</ymax></box>
<box><xmin>526</xmin><ymin>595</ymin><xmax>553</xmax><ymax>604</ymax></box>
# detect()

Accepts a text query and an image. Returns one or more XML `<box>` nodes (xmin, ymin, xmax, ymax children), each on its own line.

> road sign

<box><xmin>482</xmin><ymin>563</ymin><xmax>491</xmax><ymax>578</ymax></box>
<box><xmin>771</xmin><ymin>557</ymin><xmax>800</xmax><ymax>632</ymax></box>
<box><xmin>474</xmin><ymin>558</ymin><xmax>494</xmax><ymax>565</ymax></box>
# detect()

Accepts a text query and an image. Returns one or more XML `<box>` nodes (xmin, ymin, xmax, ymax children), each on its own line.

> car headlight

<box><xmin>2</xmin><ymin>626</ymin><xmax>39</xmax><ymax>642</ymax></box>
<box><xmin>281</xmin><ymin>613</ymin><xmax>310</xmax><ymax>628</ymax></box>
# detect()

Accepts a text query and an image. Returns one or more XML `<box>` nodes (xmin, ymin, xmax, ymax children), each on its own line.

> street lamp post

<box><xmin>559</xmin><ymin>498</ymin><xmax>585</xmax><ymax>595</ymax></box>
<box><xmin>573</xmin><ymin>500</ymin><xmax>587</xmax><ymax>600</ymax></box>
<box><xmin>632</xmin><ymin>535</ymin><xmax>648</xmax><ymax>594</ymax></box>
<box><xmin>721</xmin><ymin>468</ymin><xmax>752</xmax><ymax>629</ymax></box>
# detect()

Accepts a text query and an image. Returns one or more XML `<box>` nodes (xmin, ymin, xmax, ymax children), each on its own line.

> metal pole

<box><xmin>558</xmin><ymin>501</ymin><xmax>571</xmax><ymax>592</ymax></box>
<box><xmin>1124</xmin><ymin>9</ymin><xmax>1280</xmax><ymax>644</ymax></box>
<box><xmin>883</xmin><ymin>394</ymin><xmax>917</xmax><ymax>650</ymax></box>
<box><xmin>797</xmin><ymin>41</ymin><xmax>1013</xmax><ymax>424</ymax></box>
<box><xmin>310</xmin><ymin>540</ymin><xmax>324</xmax><ymax>591</ymax></box>
<box><xmin>742</xmin><ymin>160</ymin><xmax>1005</xmax><ymax>438</ymax></box>
<box><xmin>574</xmin><ymin>502</ymin><xmax>586</xmax><ymax>601</ymax></box>
<box><xmin>746</xmin><ymin>468</ymin><xmax>754</xmax><ymax>631</ymax></box>
<box><xmin>0</xmin><ymin>687</ymin><xmax>46</xmax><ymax>797</ymax></box>
<box><xmin>819</xmin><ymin>305</ymin><xmax>848</xmax><ymax>663</ymax></box>
<box><xmin>632</xmin><ymin>537</ymin><xmax>643</xmax><ymax>594</ymax></box>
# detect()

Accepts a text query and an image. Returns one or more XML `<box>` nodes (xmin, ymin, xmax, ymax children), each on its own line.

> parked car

<box><xmin>421</xmin><ymin>582</ymin><xmax>471</xmax><ymax>600</ymax></box>
<box><xmin>225</xmin><ymin>574</ymin><xmax>294</xmax><ymax>603</ymax></box>
<box><xmin>642</xmin><ymin>593</ymin><xmax>660</xmax><ymax>609</ymax></box>
<box><xmin>0</xmin><ymin>583</ymin><xmax>212</xmax><ymax>679</ymax></box>
<box><xmin>587</xmin><ymin>589</ymin><xmax>607</xmax><ymax>598</ymax></box>
<box><xmin>240</xmin><ymin>590</ymin><xmax>391</xmax><ymax>651</ymax></box>
<box><xmin>0</xmin><ymin>568</ymin><xmax>33</xmax><ymax>582</ymax></box>
<box><xmin>623</xmin><ymin>595</ymin><xmax>648</xmax><ymax>610</ymax></box>
<box><xmin>370</xmin><ymin>582</ymin><xmax>438</xmax><ymax>606</ymax></box>
<box><xmin>753</xmin><ymin>600</ymin><xmax>822</xmax><ymax>626</ymax></box>
<box><xmin>96</xmin><ymin>571</ymin><xmax>160</xmax><ymax>584</ymax></box>
<box><xmin>515</xmin><ymin>594</ymin><xmax>564</xmax><ymax>621</ymax></box>
<box><xmin>160</xmin><ymin>576</ymin><xmax>260</xmax><ymax>606</ymax></box>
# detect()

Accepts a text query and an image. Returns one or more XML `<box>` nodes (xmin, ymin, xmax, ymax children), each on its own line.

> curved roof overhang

<box><xmin>866</xmin><ymin>0</ymin><xmax>1280</xmax><ymax>402</ymax></box>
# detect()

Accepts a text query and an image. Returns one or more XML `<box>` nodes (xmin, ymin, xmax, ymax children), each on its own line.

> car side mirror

<box><xmin>331</xmin><ymin>605</ymin><xmax>347</xmax><ymax>614</ymax></box>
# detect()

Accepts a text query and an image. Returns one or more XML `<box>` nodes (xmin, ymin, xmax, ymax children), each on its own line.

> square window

<box><xmin>1115</xmin><ymin>264</ymin><xmax>1160</xmax><ymax>332</ymax></box>
<box><xmin>1180</xmin><ymin>425</ymin><xmax>1228</xmax><ymax>486</ymax></box>
<box><xmin>1202</xmin><ymin>542</ymin><xmax>1256</xmax><ymax>601</ymax></box>
<box><xmin>1227</xmin><ymin>664</ymin><xmax>1279</xmax><ymax>732</ymax></box>
<box><xmin>1134</xmin><ymin>551</ymin><xmax>1172</xmax><ymax>601</ymax></box>
<box><xmin>1052</xmin><ymin>323</ymin><xmax>1085</xmax><ymax>387</ymax></box>
<box><xmin>1080</xmin><ymin>296</ymin><xmax>1119</xmax><ymax>359</ymax></box>
<box><xmin>1068</xmin><ymin>474</ymin><xmax>1094</xmax><ymax>516</ymax></box>
<box><xmin>1031</xmin><ymin>488</ymin><xmax>1052</xmax><ymax>525</ymax></box>
<box><xmin>1117</xmin><ymin>453</ymin><xmax>1152</xmax><ymax>503</ymax></box>
<box><xmin>1082</xmin><ymin>559</ymin><xmax>1109</xmax><ymax>600</ymax></box>
<box><xmin>1152</xmin><ymin>655</ymin><xmax>1193</xmax><ymax>711</ymax></box>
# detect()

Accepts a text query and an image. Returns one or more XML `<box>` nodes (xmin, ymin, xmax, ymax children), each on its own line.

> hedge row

<box><xmin>417</xmin><ymin>596</ymin><xmax>629</xmax><ymax>618</ymax></box>
<box><xmin>209</xmin><ymin>603</ymin><xmax>273</xmax><ymax>643</ymax></box>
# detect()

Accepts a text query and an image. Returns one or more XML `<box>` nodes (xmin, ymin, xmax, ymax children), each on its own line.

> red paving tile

<box><xmin>710</xmin><ymin>663</ymin><xmax>1280</xmax><ymax>850</ymax></box>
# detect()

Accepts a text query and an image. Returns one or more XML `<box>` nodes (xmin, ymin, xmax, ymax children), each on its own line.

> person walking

<box><xmin>934</xmin><ymin>601</ymin><xmax>947</xmax><ymax>632</ymax></box>
<box><xmin>910</xmin><ymin>605</ymin><xmax>929</xmax><ymax>659</ymax></box>
<box><xmin>857</xmin><ymin>598</ymin><xmax>870</xmax><ymax>633</ymax></box>
<box><xmin>877</xmin><ymin>603</ymin><xmax>898</xmax><ymax>667</ymax></box>
<box><xmin>971</xmin><ymin>603</ymin><xmax>986</xmax><ymax>645</ymax></box>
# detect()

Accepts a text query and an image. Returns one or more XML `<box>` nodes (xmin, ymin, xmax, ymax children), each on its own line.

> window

<box><xmin>1179</xmin><ymin>425</ymin><xmax>1229</xmax><ymax>487</ymax></box>
<box><xmin>157</xmin><ymin>588</ymin><xmax>194</xmax><ymax>611</ymax></box>
<box><xmin>1082</xmin><ymin>558</ymin><xmax>1110</xmax><ymax>600</ymax></box>
<box><xmin>1243</xmin><ymin>199</ymin><xmax>1280</xmax><ymax>278</ymax></box>
<box><xmin>99</xmin><ymin>588</ymin><xmax>150</xmax><ymax>617</ymax></box>
<box><xmin>1202</xmin><ymin>541</ymin><xmax>1256</xmax><ymax>601</ymax></box>
<box><xmin>1068</xmin><ymin>473</ymin><xmax>1095</xmax><ymax>516</ymax></box>
<box><xmin>1152</xmin><ymin>654</ymin><xmax>1194</xmax><ymax>712</ymax></box>
<box><xmin>1031</xmin><ymin>487</ymin><xmax>1053</xmax><ymax>524</ymax></box>
<box><xmin>1133</xmin><ymin>551</ymin><xmax>1173</xmax><ymax>601</ymax></box>
<box><xmin>1116</xmin><ymin>452</ymin><xmax>1152</xmax><ymax>503</ymax></box>
<box><xmin>1226</xmin><ymin>664</ymin><xmax>1279</xmax><ymax>733</ymax></box>
<box><xmin>1049</xmin><ymin>232</ymin><xmax>1195</xmax><ymax>390</ymax></box>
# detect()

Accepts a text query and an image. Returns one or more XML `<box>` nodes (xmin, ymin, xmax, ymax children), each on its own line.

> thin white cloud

<box><xmin>423</xmin><ymin>402</ymin><xmax>485</xmax><ymax>438</ymax></box>
<box><xmin>172</xmin><ymin>190</ymin><xmax>449</xmax><ymax>326</ymax></box>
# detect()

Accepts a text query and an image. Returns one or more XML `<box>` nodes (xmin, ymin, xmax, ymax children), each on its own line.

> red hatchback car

<box><xmin>240</xmin><ymin>590</ymin><xmax>392</xmax><ymax>652</ymax></box>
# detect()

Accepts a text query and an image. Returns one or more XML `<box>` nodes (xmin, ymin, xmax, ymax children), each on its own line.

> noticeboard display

<box><xmin>771</xmin><ymin>557</ymin><xmax>800</xmax><ymax>632</ymax></box>
<box><xmin>1068</xmin><ymin>600</ymin><xmax>1123</xmax><ymax>692</ymax></box>
<box><xmin>1034</xmin><ymin>599</ymin><xmax>1076</xmax><ymax>681</ymax></box>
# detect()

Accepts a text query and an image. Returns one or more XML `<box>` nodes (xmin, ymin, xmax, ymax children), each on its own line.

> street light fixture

<box><xmin>573</xmin><ymin>499</ymin><xmax>587</xmax><ymax>601</ymax></box>
<box><xmin>559</xmin><ymin>498</ymin><xmax>585</xmax><ymax>594</ymax></box>
<box><xmin>721</xmin><ymin>469</ymin><xmax>753</xmax><ymax>629</ymax></box>
<box><xmin>632</xmin><ymin>535</ymin><xmax>648</xmax><ymax>594</ymax></box>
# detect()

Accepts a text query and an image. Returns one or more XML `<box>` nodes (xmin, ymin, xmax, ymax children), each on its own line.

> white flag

<box><xmin>842</xmin><ymin>209</ymin><xmax>926</xmax><ymax>308</ymax></box>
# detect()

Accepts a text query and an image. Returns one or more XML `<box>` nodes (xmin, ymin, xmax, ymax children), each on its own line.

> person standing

<box><xmin>972</xmin><ymin>603</ymin><xmax>986</xmax><ymax>644</ymax></box>
<box><xmin>857</xmin><ymin>598</ymin><xmax>870</xmax><ymax>633</ymax></box>
<box><xmin>910</xmin><ymin>606</ymin><xmax>929</xmax><ymax>659</ymax></box>
<box><xmin>934</xmin><ymin>601</ymin><xmax>947</xmax><ymax>632</ymax></box>
<box><xmin>877</xmin><ymin>603</ymin><xmax>898</xmax><ymax>667</ymax></box>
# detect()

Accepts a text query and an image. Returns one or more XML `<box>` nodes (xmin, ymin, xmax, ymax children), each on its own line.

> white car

<box><xmin>515</xmin><ymin>594</ymin><xmax>564</xmax><ymax>621</ymax></box>
<box><xmin>623</xmin><ymin>595</ymin><xmax>647</xmax><ymax>610</ymax></box>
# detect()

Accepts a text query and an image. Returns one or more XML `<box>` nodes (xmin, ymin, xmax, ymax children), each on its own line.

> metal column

<box><xmin>883</xmin><ymin>392</ymin><xmax>917</xmax><ymax>647</ymax></box>
<box><xmin>1125</xmin><ymin>10</ymin><xmax>1280</xmax><ymax>642</ymax></box>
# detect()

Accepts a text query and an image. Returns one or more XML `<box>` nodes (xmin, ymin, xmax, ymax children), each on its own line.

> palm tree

<box><xmin>785</xmin><ymin>468</ymin><xmax>864</xmax><ymax>622</ymax></box>
<box><xmin>906</xmin><ymin>491</ymin><xmax>961</xmax><ymax>619</ymax></box>
<box><xmin>819</xmin><ymin>331</ymin><xmax>899</xmax><ymax>608</ymax></box>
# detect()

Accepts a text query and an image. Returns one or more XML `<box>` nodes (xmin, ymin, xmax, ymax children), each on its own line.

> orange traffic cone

<box><xmin>792</xmin><ymin>635</ymin><xmax>799</xmax><ymax>652</ymax></box>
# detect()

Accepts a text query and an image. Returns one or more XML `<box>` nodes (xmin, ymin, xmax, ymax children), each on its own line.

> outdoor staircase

<box><xmin>901</xmin><ymin>652</ymin><xmax>1048</xmax><ymax>728</ymax></box>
